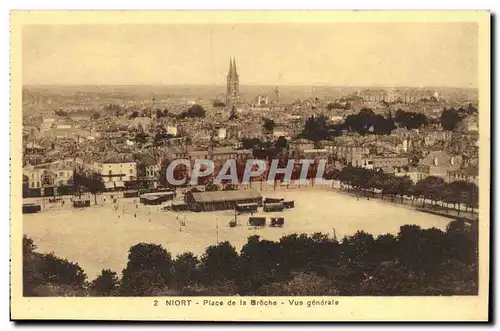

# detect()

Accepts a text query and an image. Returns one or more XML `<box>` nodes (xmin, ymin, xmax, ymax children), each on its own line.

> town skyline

<box><xmin>23</xmin><ymin>23</ymin><xmax>478</xmax><ymax>87</ymax></box>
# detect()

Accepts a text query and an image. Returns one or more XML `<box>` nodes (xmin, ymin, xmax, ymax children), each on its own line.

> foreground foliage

<box><xmin>23</xmin><ymin>220</ymin><xmax>478</xmax><ymax>296</ymax></box>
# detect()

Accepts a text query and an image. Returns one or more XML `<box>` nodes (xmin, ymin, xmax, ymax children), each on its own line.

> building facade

<box><xmin>93</xmin><ymin>157</ymin><xmax>137</xmax><ymax>190</ymax></box>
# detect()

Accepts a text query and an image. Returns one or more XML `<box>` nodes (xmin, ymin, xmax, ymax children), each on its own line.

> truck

<box><xmin>248</xmin><ymin>217</ymin><xmax>266</xmax><ymax>227</ymax></box>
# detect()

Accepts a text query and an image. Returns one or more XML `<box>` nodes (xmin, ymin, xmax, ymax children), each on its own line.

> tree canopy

<box><xmin>182</xmin><ymin>104</ymin><xmax>206</xmax><ymax>118</ymax></box>
<box><xmin>440</xmin><ymin>107</ymin><xmax>463</xmax><ymax>131</ymax></box>
<box><xmin>24</xmin><ymin>220</ymin><xmax>478</xmax><ymax>296</ymax></box>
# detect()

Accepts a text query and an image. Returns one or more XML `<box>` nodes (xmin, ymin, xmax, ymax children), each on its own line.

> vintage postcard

<box><xmin>10</xmin><ymin>11</ymin><xmax>490</xmax><ymax>321</ymax></box>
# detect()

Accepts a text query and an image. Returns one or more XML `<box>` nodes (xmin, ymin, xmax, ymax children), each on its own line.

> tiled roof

<box><xmin>191</xmin><ymin>188</ymin><xmax>262</xmax><ymax>203</ymax></box>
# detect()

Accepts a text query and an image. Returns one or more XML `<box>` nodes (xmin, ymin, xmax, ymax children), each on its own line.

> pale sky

<box><xmin>22</xmin><ymin>23</ymin><xmax>478</xmax><ymax>87</ymax></box>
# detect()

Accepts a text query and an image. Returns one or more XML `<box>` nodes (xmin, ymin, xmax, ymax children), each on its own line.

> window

<box><xmin>109</xmin><ymin>170</ymin><xmax>112</xmax><ymax>176</ymax></box>
<box><xmin>59</xmin><ymin>171</ymin><xmax>64</xmax><ymax>177</ymax></box>
<box><xmin>129</xmin><ymin>169</ymin><xmax>133</xmax><ymax>174</ymax></box>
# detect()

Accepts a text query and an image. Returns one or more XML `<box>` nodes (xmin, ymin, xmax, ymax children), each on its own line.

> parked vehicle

<box><xmin>270</xmin><ymin>217</ymin><xmax>285</xmax><ymax>227</ymax></box>
<box><xmin>248</xmin><ymin>217</ymin><xmax>266</xmax><ymax>227</ymax></box>
<box><xmin>263</xmin><ymin>202</ymin><xmax>284</xmax><ymax>212</ymax></box>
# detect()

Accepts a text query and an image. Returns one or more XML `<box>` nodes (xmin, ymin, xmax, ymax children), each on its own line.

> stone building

<box><xmin>226</xmin><ymin>57</ymin><xmax>240</xmax><ymax>110</ymax></box>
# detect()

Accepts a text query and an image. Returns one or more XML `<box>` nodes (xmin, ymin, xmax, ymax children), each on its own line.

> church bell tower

<box><xmin>226</xmin><ymin>57</ymin><xmax>240</xmax><ymax>110</ymax></box>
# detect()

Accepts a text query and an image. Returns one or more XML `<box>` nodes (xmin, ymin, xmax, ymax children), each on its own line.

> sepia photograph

<box><xmin>10</xmin><ymin>10</ymin><xmax>490</xmax><ymax>321</ymax></box>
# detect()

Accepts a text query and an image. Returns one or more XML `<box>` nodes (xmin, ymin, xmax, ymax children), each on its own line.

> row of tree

<box><xmin>298</xmin><ymin>106</ymin><xmax>476</xmax><ymax>142</ymax></box>
<box><xmin>299</xmin><ymin>109</ymin><xmax>398</xmax><ymax>142</ymax></box>
<box><xmin>23</xmin><ymin>219</ymin><xmax>478</xmax><ymax>296</ymax></box>
<box><xmin>335</xmin><ymin>166</ymin><xmax>479</xmax><ymax>214</ymax></box>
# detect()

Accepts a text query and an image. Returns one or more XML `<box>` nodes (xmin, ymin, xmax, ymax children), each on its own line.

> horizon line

<box><xmin>22</xmin><ymin>83</ymin><xmax>478</xmax><ymax>90</ymax></box>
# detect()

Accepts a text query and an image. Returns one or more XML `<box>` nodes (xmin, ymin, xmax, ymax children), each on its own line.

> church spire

<box><xmin>229</xmin><ymin>58</ymin><xmax>233</xmax><ymax>76</ymax></box>
<box><xmin>232</xmin><ymin>58</ymin><xmax>237</xmax><ymax>76</ymax></box>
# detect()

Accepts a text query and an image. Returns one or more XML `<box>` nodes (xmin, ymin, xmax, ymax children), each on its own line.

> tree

<box><xmin>241</xmin><ymin>137</ymin><xmax>263</xmax><ymax>150</ymax></box>
<box><xmin>373</xmin><ymin>233</ymin><xmax>398</xmax><ymax>263</ymax></box>
<box><xmin>91</xmin><ymin>111</ymin><xmax>101</xmax><ymax>120</ymax></box>
<box><xmin>340</xmin><ymin>231</ymin><xmax>376</xmax><ymax>272</ymax></box>
<box><xmin>183</xmin><ymin>104</ymin><xmax>206</xmax><ymax>118</ymax></box>
<box><xmin>38</xmin><ymin>253</ymin><xmax>87</xmax><ymax>287</ymax></box>
<box><xmin>395</xmin><ymin>109</ymin><xmax>428</xmax><ymax>130</ymax></box>
<box><xmin>239</xmin><ymin>236</ymin><xmax>286</xmax><ymax>294</ymax></box>
<box><xmin>366</xmin><ymin>170</ymin><xmax>387</xmax><ymax>198</ymax></box>
<box><xmin>301</xmin><ymin>115</ymin><xmax>330</xmax><ymax>142</ymax></box>
<box><xmin>442</xmin><ymin>181</ymin><xmax>468</xmax><ymax>213</ymax></box>
<box><xmin>393</xmin><ymin>176</ymin><xmax>414</xmax><ymax>203</ymax></box>
<box><xmin>464</xmin><ymin>182</ymin><xmax>479</xmax><ymax>214</ymax></box>
<box><xmin>444</xmin><ymin>220</ymin><xmax>477</xmax><ymax>265</ymax></box>
<box><xmin>279</xmin><ymin>233</ymin><xmax>325</xmax><ymax>273</ymax></box>
<box><xmin>360</xmin><ymin>261</ymin><xmax>420</xmax><ymax>295</ymax></box>
<box><xmin>200</xmin><ymin>242</ymin><xmax>240</xmax><ymax>284</ymax></box>
<box><xmin>23</xmin><ymin>235</ymin><xmax>37</xmax><ymax>256</ymax></box>
<box><xmin>396</xmin><ymin>225</ymin><xmax>446</xmax><ymax>273</ymax></box>
<box><xmin>136</xmin><ymin>160</ymin><xmax>147</xmax><ymax>179</ymax></box>
<box><xmin>73</xmin><ymin>171</ymin><xmax>105</xmax><ymax>204</ymax></box>
<box><xmin>413</xmin><ymin>176</ymin><xmax>446</xmax><ymax>207</ymax></box>
<box><xmin>262</xmin><ymin>118</ymin><xmax>276</xmax><ymax>135</ymax></box>
<box><xmin>120</xmin><ymin>243</ymin><xmax>173</xmax><ymax>295</ymax></box>
<box><xmin>275</xmin><ymin>136</ymin><xmax>288</xmax><ymax>152</ymax></box>
<box><xmin>440</xmin><ymin>108</ymin><xmax>462</xmax><ymax>131</ymax></box>
<box><xmin>23</xmin><ymin>236</ymin><xmax>43</xmax><ymax>296</ymax></box>
<box><xmin>173</xmin><ymin>252</ymin><xmax>200</xmax><ymax>289</ymax></box>
<box><xmin>259</xmin><ymin>272</ymin><xmax>338</xmax><ymax>296</ymax></box>
<box><xmin>344</xmin><ymin>108</ymin><xmax>394</xmax><ymax>135</ymax></box>
<box><xmin>91</xmin><ymin>269</ymin><xmax>119</xmax><ymax>296</ymax></box>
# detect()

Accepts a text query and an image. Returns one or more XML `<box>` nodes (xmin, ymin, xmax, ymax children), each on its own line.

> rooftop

<box><xmin>191</xmin><ymin>188</ymin><xmax>262</xmax><ymax>203</ymax></box>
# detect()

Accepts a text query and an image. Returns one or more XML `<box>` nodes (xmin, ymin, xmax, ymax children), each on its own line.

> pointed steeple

<box><xmin>228</xmin><ymin>58</ymin><xmax>233</xmax><ymax>76</ymax></box>
<box><xmin>232</xmin><ymin>58</ymin><xmax>237</xmax><ymax>76</ymax></box>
